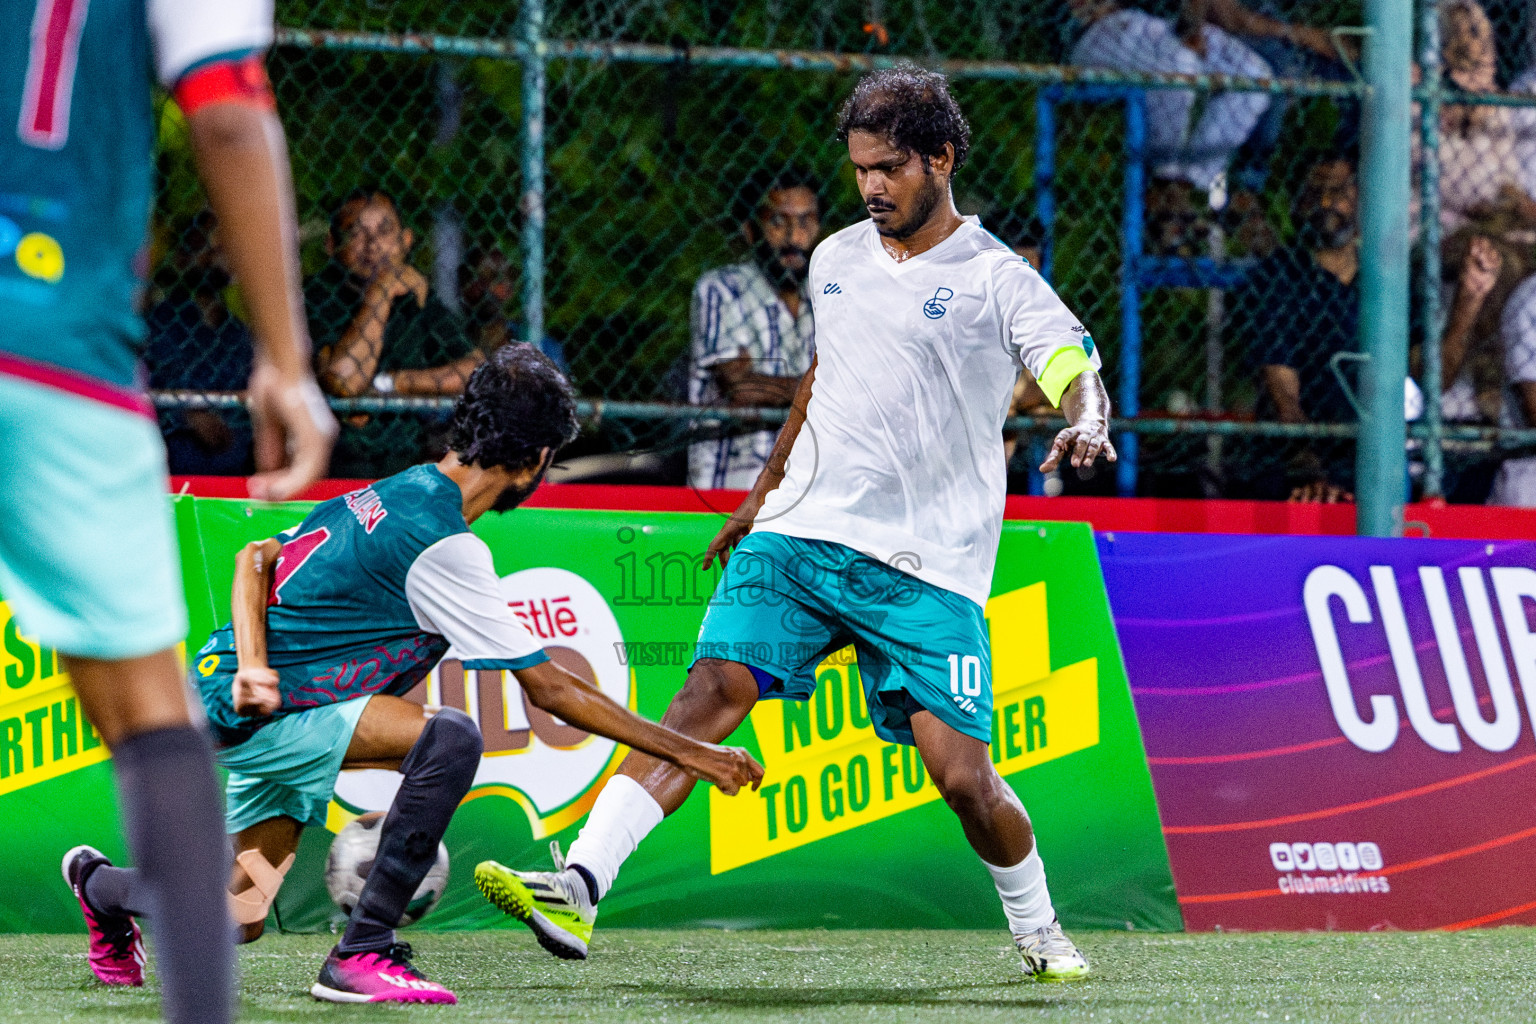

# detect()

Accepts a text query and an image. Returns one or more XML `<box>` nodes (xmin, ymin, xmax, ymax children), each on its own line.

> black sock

<box><xmin>83</xmin><ymin>861</ymin><xmax>152</xmax><ymax>918</ymax></box>
<box><xmin>338</xmin><ymin>709</ymin><xmax>482</xmax><ymax>954</ymax></box>
<box><xmin>570</xmin><ymin>863</ymin><xmax>600</xmax><ymax>905</ymax></box>
<box><xmin>111</xmin><ymin>725</ymin><xmax>232</xmax><ymax>1024</ymax></box>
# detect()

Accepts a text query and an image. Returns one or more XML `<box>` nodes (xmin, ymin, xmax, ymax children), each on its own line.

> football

<box><xmin>324</xmin><ymin>812</ymin><xmax>450</xmax><ymax>927</ymax></box>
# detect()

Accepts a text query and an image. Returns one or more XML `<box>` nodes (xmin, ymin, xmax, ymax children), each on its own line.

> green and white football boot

<box><xmin>1016</xmin><ymin>918</ymin><xmax>1090</xmax><ymax>981</ymax></box>
<box><xmin>475</xmin><ymin>842</ymin><xmax>596</xmax><ymax>961</ymax></box>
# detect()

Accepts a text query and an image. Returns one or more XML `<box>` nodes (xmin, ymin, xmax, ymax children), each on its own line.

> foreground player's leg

<box><xmin>312</xmin><ymin>699</ymin><xmax>480</xmax><ymax>1005</ymax></box>
<box><xmin>910</xmin><ymin>711</ymin><xmax>1088</xmax><ymax>981</ymax></box>
<box><xmin>476</xmin><ymin>658</ymin><xmax>760</xmax><ymax>958</ymax></box>
<box><xmin>66</xmin><ymin>650</ymin><xmax>234</xmax><ymax>1020</ymax></box>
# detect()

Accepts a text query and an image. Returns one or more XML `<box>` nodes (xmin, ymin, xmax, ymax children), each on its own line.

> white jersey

<box><xmin>753</xmin><ymin>217</ymin><xmax>1100</xmax><ymax>607</ymax></box>
<box><xmin>149</xmin><ymin>0</ymin><xmax>274</xmax><ymax>87</ymax></box>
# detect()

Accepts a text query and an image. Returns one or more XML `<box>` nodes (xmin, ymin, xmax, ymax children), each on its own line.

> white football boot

<box><xmin>1015</xmin><ymin>918</ymin><xmax>1090</xmax><ymax>981</ymax></box>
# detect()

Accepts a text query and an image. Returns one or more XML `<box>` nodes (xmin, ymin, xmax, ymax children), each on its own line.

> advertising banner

<box><xmin>0</xmin><ymin>498</ymin><xmax>1178</xmax><ymax>933</ymax></box>
<box><xmin>0</xmin><ymin>496</ymin><xmax>209</xmax><ymax>932</ymax></box>
<box><xmin>1101</xmin><ymin>532</ymin><xmax>1536</xmax><ymax>931</ymax></box>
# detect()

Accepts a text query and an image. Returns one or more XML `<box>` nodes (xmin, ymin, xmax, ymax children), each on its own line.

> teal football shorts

<box><xmin>693</xmin><ymin>531</ymin><xmax>993</xmax><ymax>745</ymax></box>
<box><xmin>219</xmin><ymin>696</ymin><xmax>374</xmax><ymax>834</ymax></box>
<box><xmin>0</xmin><ymin>374</ymin><xmax>186</xmax><ymax>659</ymax></box>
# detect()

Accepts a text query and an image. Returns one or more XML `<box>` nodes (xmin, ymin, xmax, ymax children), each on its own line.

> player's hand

<box><xmin>704</xmin><ymin>494</ymin><xmax>764</xmax><ymax>570</ymax></box>
<box><xmin>1041</xmin><ymin>420</ymin><xmax>1117</xmax><ymax>477</ymax></box>
<box><xmin>367</xmin><ymin>264</ymin><xmax>429</xmax><ymax>308</ymax></box>
<box><xmin>246</xmin><ymin>361</ymin><xmax>338</xmax><ymax>502</ymax></box>
<box><xmin>676</xmin><ymin>742</ymin><xmax>765</xmax><ymax>796</ymax></box>
<box><xmin>233</xmin><ymin>665</ymin><xmax>282</xmax><ymax>718</ymax></box>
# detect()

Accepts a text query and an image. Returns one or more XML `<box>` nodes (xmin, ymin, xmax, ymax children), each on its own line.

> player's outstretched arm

<box><xmin>515</xmin><ymin>660</ymin><xmax>764</xmax><ymax>794</ymax></box>
<box><xmin>231</xmin><ymin>538</ymin><xmax>283</xmax><ymax>718</ymax></box>
<box><xmin>704</xmin><ymin>354</ymin><xmax>817</xmax><ymax>569</ymax></box>
<box><xmin>1041</xmin><ymin>370</ymin><xmax>1117</xmax><ymax>475</ymax></box>
<box><xmin>186</xmin><ymin>101</ymin><xmax>337</xmax><ymax>500</ymax></box>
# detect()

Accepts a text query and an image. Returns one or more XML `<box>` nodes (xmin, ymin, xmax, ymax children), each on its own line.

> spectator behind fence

<box><xmin>460</xmin><ymin>244</ymin><xmax>569</xmax><ymax>374</ymax></box>
<box><xmin>1068</xmin><ymin>0</ymin><xmax>1272</xmax><ymax>253</ymax></box>
<box><xmin>1490</xmin><ymin>272</ymin><xmax>1536</xmax><ymax>505</ymax></box>
<box><xmin>1416</xmin><ymin>0</ymin><xmax>1536</xmax><ymax>236</ymax></box>
<box><xmin>1237</xmin><ymin>156</ymin><xmax>1359</xmax><ymax>501</ymax></box>
<box><xmin>142</xmin><ymin>211</ymin><xmax>254</xmax><ymax>476</ymax></box>
<box><xmin>309</xmin><ymin>188</ymin><xmax>482</xmax><ymax>478</ymax></box>
<box><xmin>687</xmin><ymin>168</ymin><xmax>819</xmax><ymax>490</ymax></box>
<box><xmin>1436</xmin><ymin>232</ymin><xmax>1528</xmax><ymax>502</ymax></box>
<box><xmin>1435</xmin><ymin>233</ymin><xmax>1522</xmax><ymax>424</ymax></box>
<box><xmin>1212</xmin><ymin>0</ymin><xmax>1359</xmax><ymax>196</ymax></box>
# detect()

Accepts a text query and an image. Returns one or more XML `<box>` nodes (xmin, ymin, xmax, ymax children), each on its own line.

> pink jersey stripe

<box><xmin>0</xmin><ymin>352</ymin><xmax>153</xmax><ymax>419</ymax></box>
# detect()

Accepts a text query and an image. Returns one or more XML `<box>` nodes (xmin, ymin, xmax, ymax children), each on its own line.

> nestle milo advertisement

<box><xmin>0</xmin><ymin>497</ymin><xmax>1178</xmax><ymax>934</ymax></box>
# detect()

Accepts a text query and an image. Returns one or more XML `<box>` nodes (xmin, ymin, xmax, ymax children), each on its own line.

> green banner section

<box><xmin>0</xmin><ymin>497</ymin><xmax>1179</xmax><ymax>933</ymax></box>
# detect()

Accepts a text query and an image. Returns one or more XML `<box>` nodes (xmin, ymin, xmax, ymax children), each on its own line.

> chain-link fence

<box><xmin>145</xmin><ymin>0</ymin><xmax>1536</xmax><ymax>507</ymax></box>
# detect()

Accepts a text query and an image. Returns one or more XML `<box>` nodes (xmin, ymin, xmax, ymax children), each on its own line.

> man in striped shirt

<box><xmin>688</xmin><ymin>168</ymin><xmax>819</xmax><ymax>490</ymax></box>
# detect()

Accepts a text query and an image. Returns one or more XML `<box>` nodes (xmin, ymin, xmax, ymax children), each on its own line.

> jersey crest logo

<box><xmin>823</xmin><ymin>283</ymin><xmax>842</xmax><ymax>295</ymax></box>
<box><xmin>923</xmin><ymin>287</ymin><xmax>954</xmax><ymax>320</ymax></box>
<box><xmin>344</xmin><ymin>488</ymin><xmax>389</xmax><ymax>533</ymax></box>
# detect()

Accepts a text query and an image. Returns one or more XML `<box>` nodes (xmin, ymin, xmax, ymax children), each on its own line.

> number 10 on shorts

<box><xmin>948</xmin><ymin>654</ymin><xmax>982</xmax><ymax>697</ymax></box>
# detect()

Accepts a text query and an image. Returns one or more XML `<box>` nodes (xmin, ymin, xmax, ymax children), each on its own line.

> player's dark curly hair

<box><xmin>835</xmin><ymin>64</ymin><xmax>971</xmax><ymax>172</ymax></box>
<box><xmin>447</xmin><ymin>344</ymin><xmax>580</xmax><ymax>472</ymax></box>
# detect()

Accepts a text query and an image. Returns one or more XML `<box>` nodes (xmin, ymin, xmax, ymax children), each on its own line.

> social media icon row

<box><xmin>1269</xmin><ymin>841</ymin><xmax>1382</xmax><ymax>872</ymax></box>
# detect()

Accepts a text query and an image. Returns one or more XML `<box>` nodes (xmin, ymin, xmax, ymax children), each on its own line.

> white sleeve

<box><xmin>148</xmin><ymin>0</ymin><xmax>275</xmax><ymax>87</ymax></box>
<box><xmin>992</xmin><ymin>256</ymin><xmax>1102</xmax><ymax>381</ymax></box>
<box><xmin>405</xmin><ymin>534</ymin><xmax>549</xmax><ymax>670</ymax></box>
<box><xmin>1503</xmin><ymin>279</ymin><xmax>1536</xmax><ymax>385</ymax></box>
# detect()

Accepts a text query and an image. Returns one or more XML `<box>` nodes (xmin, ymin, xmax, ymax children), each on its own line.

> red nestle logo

<box><xmin>508</xmin><ymin>596</ymin><xmax>577</xmax><ymax>639</ymax></box>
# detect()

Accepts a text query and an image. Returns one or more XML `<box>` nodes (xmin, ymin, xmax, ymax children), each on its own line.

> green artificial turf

<box><xmin>1</xmin><ymin>928</ymin><xmax>1533</xmax><ymax>1022</ymax></box>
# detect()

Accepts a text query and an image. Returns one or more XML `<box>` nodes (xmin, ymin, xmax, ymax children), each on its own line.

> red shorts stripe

<box><xmin>0</xmin><ymin>352</ymin><xmax>153</xmax><ymax>419</ymax></box>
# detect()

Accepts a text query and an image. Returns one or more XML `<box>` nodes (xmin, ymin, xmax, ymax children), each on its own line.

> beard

<box><xmin>491</xmin><ymin>465</ymin><xmax>549</xmax><ymax>512</ymax></box>
<box><xmin>869</xmin><ymin>173</ymin><xmax>946</xmax><ymax>241</ymax></box>
<box><xmin>1299</xmin><ymin>208</ymin><xmax>1356</xmax><ymax>251</ymax></box>
<box><xmin>753</xmin><ymin>238</ymin><xmax>810</xmax><ymax>289</ymax></box>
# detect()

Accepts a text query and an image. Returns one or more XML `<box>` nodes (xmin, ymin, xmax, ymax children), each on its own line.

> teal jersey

<box><xmin>0</xmin><ymin>0</ymin><xmax>272</xmax><ymax>392</ymax></box>
<box><xmin>195</xmin><ymin>464</ymin><xmax>549</xmax><ymax>748</ymax></box>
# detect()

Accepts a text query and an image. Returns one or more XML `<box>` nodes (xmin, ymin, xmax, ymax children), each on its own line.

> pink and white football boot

<box><xmin>61</xmin><ymin>845</ymin><xmax>146</xmax><ymax>987</ymax></box>
<box><xmin>311</xmin><ymin>942</ymin><xmax>457</xmax><ymax>1004</ymax></box>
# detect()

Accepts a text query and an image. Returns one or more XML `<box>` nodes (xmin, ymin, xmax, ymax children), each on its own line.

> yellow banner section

<box><xmin>0</xmin><ymin>604</ymin><xmax>108</xmax><ymax>797</ymax></box>
<box><xmin>708</xmin><ymin>582</ymin><xmax>1100</xmax><ymax>874</ymax></box>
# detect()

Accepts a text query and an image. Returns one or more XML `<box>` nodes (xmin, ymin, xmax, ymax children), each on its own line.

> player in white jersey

<box><xmin>476</xmin><ymin>66</ymin><xmax>1115</xmax><ymax>980</ymax></box>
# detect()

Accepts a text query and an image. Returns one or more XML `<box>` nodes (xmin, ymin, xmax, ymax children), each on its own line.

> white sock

<box><xmin>564</xmin><ymin>774</ymin><xmax>664</xmax><ymax>901</ymax></box>
<box><xmin>984</xmin><ymin>846</ymin><xmax>1056</xmax><ymax>937</ymax></box>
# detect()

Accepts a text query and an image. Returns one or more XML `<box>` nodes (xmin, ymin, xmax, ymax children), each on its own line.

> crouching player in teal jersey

<box><xmin>6</xmin><ymin>2</ymin><xmax>336</xmax><ymax>1022</ymax></box>
<box><xmin>64</xmin><ymin>346</ymin><xmax>763</xmax><ymax>1004</ymax></box>
<box><xmin>479</xmin><ymin>67</ymin><xmax>1115</xmax><ymax>980</ymax></box>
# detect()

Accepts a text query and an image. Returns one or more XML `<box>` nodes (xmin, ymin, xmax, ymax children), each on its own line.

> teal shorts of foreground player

<box><xmin>220</xmin><ymin>696</ymin><xmax>375</xmax><ymax>834</ymax></box>
<box><xmin>0</xmin><ymin>375</ymin><xmax>185</xmax><ymax>659</ymax></box>
<box><xmin>694</xmin><ymin>532</ymin><xmax>993</xmax><ymax>746</ymax></box>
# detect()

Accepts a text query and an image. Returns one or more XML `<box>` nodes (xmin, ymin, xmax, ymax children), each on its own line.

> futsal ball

<box><xmin>324</xmin><ymin>811</ymin><xmax>450</xmax><ymax>927</ymax></box>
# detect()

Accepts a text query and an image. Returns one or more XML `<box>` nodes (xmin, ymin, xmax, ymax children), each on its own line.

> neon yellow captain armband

<box><xmin>1036</xmin><ymin>344</ymin><xmax>1097</xmax><ymax>407</ymax></box>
